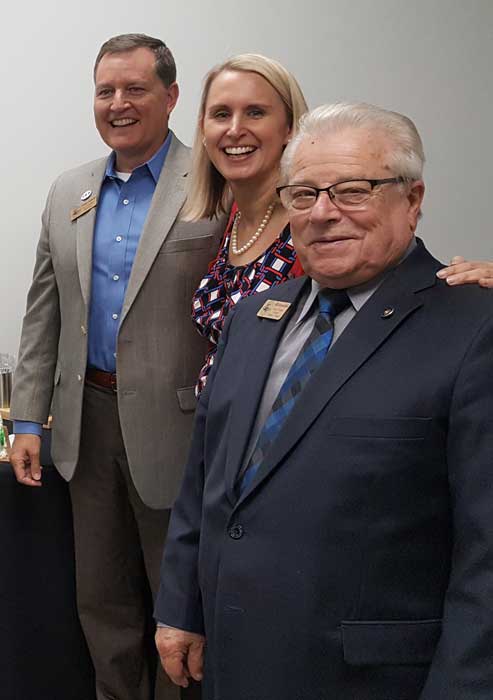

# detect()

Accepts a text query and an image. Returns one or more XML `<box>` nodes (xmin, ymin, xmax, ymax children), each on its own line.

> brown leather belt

<box><xmin>85</xmin><ymin>367</ymin><xmax>117</xmax><ymax>392</ymax></box>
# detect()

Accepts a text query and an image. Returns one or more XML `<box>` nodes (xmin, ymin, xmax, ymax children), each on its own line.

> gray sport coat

<box><xmin>10</xmin><ymin>133</ymin><xmax>223</xmax><ymax>508</ymax></box>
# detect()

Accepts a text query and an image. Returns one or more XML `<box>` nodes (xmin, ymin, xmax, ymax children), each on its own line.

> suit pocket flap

<box><xmin>161</xmin><ymin>235</ymin><xmax>213</xmax><ymax>254</ymax></box>
<box><xmin>341</xmin><ymin>619</ymin><xmax>442</xmax><ymax>665</ymax></box>
<box><xmin>176</xmin><ymin>386</ymin><xmax>197</xmax><ymax>412</ymax></box>
<box><xmin>330</xmin><ymin>417</ymin><xmax>431</xmax><ymax>439</ymax></box>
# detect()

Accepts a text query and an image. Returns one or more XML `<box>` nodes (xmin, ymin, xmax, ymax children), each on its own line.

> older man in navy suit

<box><xmin>155</xmin><ymin>102</ymin><xmax>493</xmax><ymax>700</ymax></box>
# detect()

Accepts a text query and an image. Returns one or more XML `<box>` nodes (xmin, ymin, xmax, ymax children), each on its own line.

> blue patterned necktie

<box><xmin>238</xmin><ymin>288</ymin><xmax>350</xmax><ymax>496</ymax></box>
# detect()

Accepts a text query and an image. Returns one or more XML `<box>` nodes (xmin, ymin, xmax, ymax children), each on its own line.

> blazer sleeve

<box><xmin>420</xmin><ymin>312</ymin><xmax>493</xmax><ymax>698</ymax></box>
<box><xmin>153</xmin><ymin>306</ymin><xmax>236</xmax><ymax>634</ymax></box>
<box><xmin>10</xmin><ymin>180</ymin><xmax>61</xmax><ymax>423</ymax></box>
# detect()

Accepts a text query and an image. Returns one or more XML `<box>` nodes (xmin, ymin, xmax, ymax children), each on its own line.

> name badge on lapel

<box><xmin>70</xmin><ymin>196</ymin><xmax>98</xmax><ymax>222</ymax></box>
<box><xmin>257</xmin><ymin>299</ymin><xmax>291</xmax><ymax>320</ymax></box>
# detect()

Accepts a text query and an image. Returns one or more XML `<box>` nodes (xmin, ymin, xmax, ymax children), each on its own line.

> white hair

<box><xmin>280</xmin><ymin>102</ymin><xmax>425</xmax><ymax>182</ymax></box>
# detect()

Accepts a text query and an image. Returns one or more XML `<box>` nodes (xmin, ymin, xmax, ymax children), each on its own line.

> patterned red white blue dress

<box><xmin>191</xmin><ymin>219</ymin><xmax>302</xmax><ymax>395</ymax></box>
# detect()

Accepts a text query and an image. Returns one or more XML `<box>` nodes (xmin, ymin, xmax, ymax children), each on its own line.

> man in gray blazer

<box><xmin>9</xmin><ymin>33</ymin><xmax>221</xmax><ymax>700</ymax></box>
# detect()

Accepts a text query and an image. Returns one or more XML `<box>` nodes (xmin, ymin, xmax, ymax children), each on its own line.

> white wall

<box><xmin>1</xmin><ymin>0</ymin><xmax>492</xmax><ymax>355</ymax></box>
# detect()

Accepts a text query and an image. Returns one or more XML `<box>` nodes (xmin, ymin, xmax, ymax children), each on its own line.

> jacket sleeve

<box><xmin>153</xmin><ymin>307</ymin><xmax>236</xmax><ymax>634</ymax></box>
<box><xmin>10</xmin><ymin>179</ymin><xmax>61</xmax><ymax>424</ymax></box>
<box><xmin>420</xmin><ymin>312</ymin><xmax>493</xmax><ymax>698</ymax></box>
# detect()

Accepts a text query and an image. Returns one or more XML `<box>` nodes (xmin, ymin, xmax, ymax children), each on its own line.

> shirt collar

<box><xmin>105</xmin><ymin>130</ymin><xmax>173</xmax><ymax>183</ymax></box>
<box><xmin>299</xmin><ymin>236</ymin><xmax>417</xmax><ymax>323</ymax></box>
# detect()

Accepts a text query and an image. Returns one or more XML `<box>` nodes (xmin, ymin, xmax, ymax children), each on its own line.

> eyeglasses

<box><xmin>276</xmin><ymin>177</ymin><xmax>406</xmax><ymax>211</ymax></box>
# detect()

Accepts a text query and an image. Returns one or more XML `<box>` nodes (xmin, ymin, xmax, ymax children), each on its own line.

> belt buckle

<box><xmin>110</xmin><ymin>373</ymin><xmax>117</xmax><ymax>393</ymax></box>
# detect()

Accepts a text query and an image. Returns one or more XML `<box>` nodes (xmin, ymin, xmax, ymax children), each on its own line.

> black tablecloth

<box><xmin>0</xmin><ymin>427</ymin><xmax>95</xmax><ymax>700</ymax></box>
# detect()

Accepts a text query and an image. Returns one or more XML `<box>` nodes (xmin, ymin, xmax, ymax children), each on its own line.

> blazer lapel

<box><xmin>76</xmin><ymin>160</ymin><xmax>106</xmax><ymax>308</ymax></box>
<box><xmin>120</xmin><ymin>135</ymin><xmax>189</xmax><ymax>324</ymax></box>
<box><xmin>224</xmin><ymin>278</ymin><xmax>309</xmax><ymax>504</ymax></box>
<box><xmin>237</xmin><ymin>241</ymin><xmax>440</xmax><ymax>504</ymax></box>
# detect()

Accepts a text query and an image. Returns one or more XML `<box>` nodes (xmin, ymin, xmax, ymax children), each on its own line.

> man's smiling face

<box><xmin>287</xmin><ymin>127</ymin><xmax>424</xmax><ymax>288</ymax></box>
<box><xmin>93</xmin><ymin>47</ymin><xmax>178</xmax><ymax>172</ymax></box>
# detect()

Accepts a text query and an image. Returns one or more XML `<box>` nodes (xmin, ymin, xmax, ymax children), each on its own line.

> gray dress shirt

<box><xmin>241</xmin><ymin>274</ymin><xmax>386</xmax><ymax>471</ymax></box>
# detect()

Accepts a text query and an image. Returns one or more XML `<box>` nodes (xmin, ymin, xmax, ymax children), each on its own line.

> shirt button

<box><xmin>112</xmin><ymin>313</ymin><xmax>119</xmax><ymax>320</ymax></box>
<box><xmin>116</xmin><ymin>235</ymin><xmax>123</xmax><ymax>242</ymax></box>
<box><xmin>113</xmin><ymin>353</ymin><xmax>117</xmax><ymax>359</ymax></box>
<box><xmin>113</xmin><ymin>274</ymin><xmax>120</xmax><ymax>281</ymax></box>
<box><xmin>122</xmin><ymin>199</ymin><xmax>129</xmax><ymax>205</ymax></box>
<box><xmin>228</xmin><ymin>524</ymin><xmax>244</xmax><ymax>540</ymax></box>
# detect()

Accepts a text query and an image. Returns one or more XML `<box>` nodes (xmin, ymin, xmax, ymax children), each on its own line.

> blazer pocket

<box><xmin>176</xmin><ymin>386</ymin><xmax>197</xmax><ymax>412</ymax></box>
<box><xmin>341</xmin><ymin>619</ymin><xmax>442</xmax><ymax>666</ymax></box>
<box><xmin>160</xmin><ymin>235</ymin><xmax>213</xmax><ymax>254</ymax></box>
<box><xmin>329</xmin><ymin>417</ymin><xmax>431</xmax><ymax>439</ymax></box>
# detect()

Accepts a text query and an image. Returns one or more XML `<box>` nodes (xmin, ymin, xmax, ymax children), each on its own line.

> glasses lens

<box><xmin>331</xmin><ymin>181</ymin><xmax>372</xmax><ymax>207</ymax></box>
<box><xmin>284</xmin><ymin>186</ymin><xmax>317</xmax><ymax>210</ymax></box>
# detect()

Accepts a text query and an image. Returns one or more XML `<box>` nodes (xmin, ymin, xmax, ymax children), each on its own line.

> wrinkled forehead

<box><xmin>289</xmin><ymin>127</ymin><xmax>394</xmax><ymax>181</ymax></box>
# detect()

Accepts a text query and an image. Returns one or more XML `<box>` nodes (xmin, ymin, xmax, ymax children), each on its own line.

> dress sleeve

<box><xmin>192</xmin><ymin>206</ymin><xmax>238</xmax><ymax>395</ymax></box>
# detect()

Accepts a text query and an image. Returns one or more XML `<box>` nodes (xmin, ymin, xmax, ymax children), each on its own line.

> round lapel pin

<box><xmin>81</xmin><ymin>190</ymin><xmax>92</xmax><ymax>201</ymax></box>
<box><xmin>381</xmin><ymin>307</ymin><xmax>395</xmax><ymax>318</ymax></box>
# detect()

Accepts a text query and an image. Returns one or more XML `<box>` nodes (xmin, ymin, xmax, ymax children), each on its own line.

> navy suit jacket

<box><xmin>155</xmin><ymin>239</ymin><xmax>493</xmax><ymax>700</ymax></box>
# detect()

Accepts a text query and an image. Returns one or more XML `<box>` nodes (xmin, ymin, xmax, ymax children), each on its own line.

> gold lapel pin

<box><xmin>381</xmin><ymin>307</ymin><xmax>395</xmax><ymax>319</ymax></box>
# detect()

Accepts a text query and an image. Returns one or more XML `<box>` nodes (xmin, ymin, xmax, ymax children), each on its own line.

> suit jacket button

<box><xmin>228</xmin><ymin>524</ymin><xmax>244</xmax><ymax>540</ymax></box>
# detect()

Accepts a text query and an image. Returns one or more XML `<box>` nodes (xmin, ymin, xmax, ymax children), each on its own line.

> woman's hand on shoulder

<box><xmin>436</xmin><ymin>256</ymin><xmax>493</xmax><ymax>288</ymax></box>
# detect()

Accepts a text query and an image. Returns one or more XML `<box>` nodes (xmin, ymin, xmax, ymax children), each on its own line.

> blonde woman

<box><xmin>183</xmin><ymin>54</ymin><xmax>306</xmax><ymax>393</ymax></box>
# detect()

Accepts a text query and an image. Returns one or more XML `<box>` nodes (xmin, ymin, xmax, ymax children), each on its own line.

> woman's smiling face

<box><xmin>202</xmin><ymin>69</ymin><xmax>292</xmax><ymax>188</ymax></box>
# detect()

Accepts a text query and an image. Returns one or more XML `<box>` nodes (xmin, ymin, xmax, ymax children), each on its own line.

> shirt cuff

<box><xmin>156</xmin><ymin>622</ymin><xmax>184</xmax><ymax>630</ymax></box>
<box><xmin>13</xmin><ymin>420</ymin><xmax>43</xmax><ymax>437</ymax></box>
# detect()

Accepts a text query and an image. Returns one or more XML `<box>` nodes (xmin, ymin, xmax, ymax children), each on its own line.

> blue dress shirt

<box><xmin>15</xmin><ymin>133</ymin><xmax>172</xmax><ymax>437</ymax></box>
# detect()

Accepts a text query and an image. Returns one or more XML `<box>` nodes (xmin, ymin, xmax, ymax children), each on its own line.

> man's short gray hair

<box><xmin>94</xmin><ymin>33</ymin><xmax>176</xmax><ymax>87</ymax></box>
<box><xmin>281</xmin><ymin>102</ymin><xmax>425</xmax><ymax>182</ymax></box>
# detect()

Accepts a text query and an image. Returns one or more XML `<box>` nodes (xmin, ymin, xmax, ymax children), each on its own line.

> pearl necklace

<box><xmin>230</xmin><ymin>202</ymin><xmax>276</xmax><ymax>255</ymax></box>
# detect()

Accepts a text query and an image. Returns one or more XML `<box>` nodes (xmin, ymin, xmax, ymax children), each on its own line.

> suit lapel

<box><xmin>120</xmin><ymin>135</ymin><xmax>189</xmax><ymax>324</ymax></box>
<box><xmin>76</xmin><ymin>160</ymin><xmax>106</xmax><ymax>308</ymax></box>
<box><xmin>236</xmin><ymin>241</ymin><xmax>440</xmax><ymax>504</ymax></box>
<box><xmin>224</xmin><ymin>278</ymin><xmax>309</xmax><ymax>504</ymax></box>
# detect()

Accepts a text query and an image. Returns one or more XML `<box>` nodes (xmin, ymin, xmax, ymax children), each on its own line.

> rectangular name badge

<box><xmin>70</xmin><ymin>196</ymin><xmax>98</xmax><ymax>222</ymax></box>
<box><xmin>257</xmin><ymin>299</ymin><xmax>291</xmax><ymax>321</ymax></box>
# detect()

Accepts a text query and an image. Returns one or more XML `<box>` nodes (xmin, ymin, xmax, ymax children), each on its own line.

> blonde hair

<box><xmin>182</xmin><ymin>53</ymin><xmax>308</xmax><ymax>221</ymax></box>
